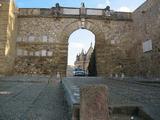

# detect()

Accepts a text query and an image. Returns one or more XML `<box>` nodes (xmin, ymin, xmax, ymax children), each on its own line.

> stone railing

<box><xmin>18</xmin><ymin>7</ymin><xmax>132</xmax><ymax>21</ymax></box>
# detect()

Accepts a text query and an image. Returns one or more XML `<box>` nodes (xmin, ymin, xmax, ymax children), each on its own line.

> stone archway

<box><xmin>56</xmin><ymin>19</ymin><xmax>106</xmax><ymax>77</ymax></box>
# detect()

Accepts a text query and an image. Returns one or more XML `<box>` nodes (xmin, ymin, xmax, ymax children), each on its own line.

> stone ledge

<box><xmin>18</xmin><ymin>8</ymin><xmax>132</xmax><ymax>21</ymax></box>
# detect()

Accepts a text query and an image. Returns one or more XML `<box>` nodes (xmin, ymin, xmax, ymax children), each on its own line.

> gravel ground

<box><xmin>0</xmin><ymin>76</ymin><xmax>70</xmax><ymax>120</ymax></box>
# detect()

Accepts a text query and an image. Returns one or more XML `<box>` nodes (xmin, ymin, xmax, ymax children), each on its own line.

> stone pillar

<box><xmin>56</xmin><ymin>42</ymin><xmax>68</xmax><ymax>77</ymax></box>
<box><xmin>72</xmin><ymin>106</ymin><xmax>80</xmax><ymax>120</ymax></box>
<box><xmin>95</xmin><ymin>37</ymin><xmax>106</xmax><ymax>76</ymax></box>
<box><xmin>80</xmin><ymin>85</ymin><xmax>109</xmax><ymax>120</ymax></box>
<box><xmin>0</xmin><ymin>0</ymin><xmax>17</xmax><ymax>75</ymax></box>
<box><xmin>0</xmin><ymin>1</ymin><xmax>9</xmax><ymax>74</ymax></box>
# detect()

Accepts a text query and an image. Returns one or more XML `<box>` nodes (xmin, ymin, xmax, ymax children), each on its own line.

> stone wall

<box><xmin>15</xmin><ymin>18</ymin><xmax>58</xmax><ymax>75</ymax></box>
<box><xmin>0</xmin><ymin>1</ymin><xmax>8</xmax><ymax>74</ymax></box>
<box><xmin>15</xmin><ymin>15</ymin><xmax>133</xmax><ymax>76</ymax></box>
<box><xmin>104</xmin><ymin>20</ymin><xmax>134</xmax><ymax>76</ymax></box>
<box><xmin>123</xmin><ymin>0</ymin><xmax>160</xmax><ymax>77</ymax></box>
<box><xmin>0</xmin><ymin>0</ymin><xmax>17</xmax><ymax>75</ymax></box>
<box><xmin>107</xmin><ymin>0</ymin><xmax>160</xmax><ymax>77</ymax></box>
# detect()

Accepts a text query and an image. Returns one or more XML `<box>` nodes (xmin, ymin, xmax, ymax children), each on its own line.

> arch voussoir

<box><xmin>57</xmin><ymin>20</ymin><xmax>107</xmax><ymax>76</ymax></box>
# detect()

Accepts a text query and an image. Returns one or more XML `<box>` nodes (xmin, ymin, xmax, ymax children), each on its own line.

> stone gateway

<box><xmin>0</xmin><ymin>0</ymin><xmax>159</xmax><ymax>77</ymax></box>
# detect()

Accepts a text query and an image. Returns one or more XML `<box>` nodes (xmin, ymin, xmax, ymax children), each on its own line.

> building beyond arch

<box><xmin>74</xmin><ymin>43</ymin><xmax>94</xmax><ymax>73</ymax></box>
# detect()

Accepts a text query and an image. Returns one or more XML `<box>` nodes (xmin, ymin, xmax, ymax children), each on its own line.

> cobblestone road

<box><xmin>0</xmin><ymin>76</ymin><xmax>160</xmax><ymax>120</ymax></box>
<box><xmin>63</xmin><ymin>77</ymin><xmax>160</xmax><ymax>120</ymax></box>
<box><xmin>0</xmin><ymin>76</ymin><xmax>69</xmax><ymax>120</ymax></box>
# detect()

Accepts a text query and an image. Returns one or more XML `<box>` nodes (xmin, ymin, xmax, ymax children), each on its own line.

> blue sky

<box><xmin>15</xmin><ymin>0</ymin><xmax>146</xmax><ymax>65</ymax></box>
<box><xmin>15</xmin><ymin>0</ymin><xmax>146</xmax><ymax>12</ymax></box>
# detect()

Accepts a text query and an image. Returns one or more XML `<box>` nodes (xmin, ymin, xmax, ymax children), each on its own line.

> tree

<box><xmin>88</xmin><ymin>48</ymin><xmax>97</xmax><ymax>76</ymax></box>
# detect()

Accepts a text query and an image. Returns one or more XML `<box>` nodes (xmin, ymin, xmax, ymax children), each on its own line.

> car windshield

<box><xmin>74</xmin><ymin>68</ymin><xmax>83</xmax><ymax>71</ymax></box>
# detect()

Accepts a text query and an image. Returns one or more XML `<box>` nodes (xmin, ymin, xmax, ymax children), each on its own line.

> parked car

<box><xmin>73</xmin><ymin>68</ymin><xmax>85</xmax><ymax>76</ymax></box>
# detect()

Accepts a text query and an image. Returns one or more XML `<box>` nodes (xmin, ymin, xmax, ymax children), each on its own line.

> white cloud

<box><xmin>117</xmin><ymin>6</ymin><xmax>131</xmax><ymax>12</ymax></box>
<box><xmin>69</xmin><ymin>42</ymin><xmax>84</xmax><ymax>49</ymax></box>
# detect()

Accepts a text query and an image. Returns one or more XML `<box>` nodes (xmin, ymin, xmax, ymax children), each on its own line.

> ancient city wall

<box><xmin>0</xmin><ymin>1</ymin><xmax>135</xmax><ymax>76</ymax></box>
<box><xmin>14</xmin><ymin>6</ymin><xmax>133</xmax><ymax>76</ymax></box>
<box><xmin>104</xmin><ymin>20</ymin><xmax>134</xmax><ymax>76</ymax></box>
<box><xmin>15</xmin><ymin>17</ymin><xmax>59</xmax><ymax>74</ymax></box>
<box><xmin>107</xmin><ymin>0</ymin><xmax>160</xmax><ymax>77</ymax></box>
<box><xmin>125</xmin><ymin>0</ymin><xmax>160</xmax><ymax>77</ymax></box>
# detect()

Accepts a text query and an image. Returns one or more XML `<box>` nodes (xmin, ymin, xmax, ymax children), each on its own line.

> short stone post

<box><xmin>72</xmin><ymin>106</ymin><xmax>80</xmax><ymax>120</ymax></box>
<box><xmin>80</xmin><ymin>85</ymin><xmax>109</xmax><ymax>120</ymax></box>
<box><xmin>115</xmin><ymin>74</ymin><xmax>118</xmax><ymax>78</ymax></box>
<box><xmin>121</xmin><ymin>73</ymin><xmax>125</xmax><ymax>79</ymax></box>
<box><xmin>57</xmin><ymin>72</ymin><xmax>61</xmax><ymax>80</ymax></box>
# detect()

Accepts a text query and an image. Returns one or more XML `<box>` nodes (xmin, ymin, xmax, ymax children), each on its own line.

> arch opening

<box><xmin>67</xmin><ymin>28</ymin><xmax>95</xmax><ymax>77</ymax></box>
<box><xmin>58</xmin><ymin>20</ymin><xmax>106</xmax><ymax>77</ymax></box>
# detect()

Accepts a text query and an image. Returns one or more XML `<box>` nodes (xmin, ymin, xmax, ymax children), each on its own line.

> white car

<box><xmin>73</xmin><ymin>68</ymin><xmax>85</xmax><ymax>76</ymax></box>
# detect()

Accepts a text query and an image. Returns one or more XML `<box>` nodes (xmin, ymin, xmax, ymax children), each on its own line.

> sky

<box><xmin>68</xmin><ymin>29</ymin><xmax>95</xmax><ymax>65</ymax></box>
<box><xmin>15</xmin><ymin>0</ymin><xmax>146</xmax><ymax>65</ymax></box>
<box><xmin>15</xmin><ymin>0</ymin><xmax>146</xmax><ymax>12</ymax></box>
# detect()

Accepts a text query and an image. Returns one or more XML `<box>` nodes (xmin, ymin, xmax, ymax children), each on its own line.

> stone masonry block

<box><xmin>80</xmin><ymin>85</ymin><xmax>109</xmax><ymax>120</ymax></box>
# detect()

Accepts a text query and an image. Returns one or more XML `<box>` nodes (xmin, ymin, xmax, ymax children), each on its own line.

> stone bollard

<box><xmin>121</xmin><ymin>73</ymin><xmax>125</xmax><ymax>79</ymax></box>
<box><xmin>80</xmin><ymin>85</ymin><xmax>109</xmax><ymax>120</ymax></box>
<box><xmin>57</xmin><ymin>72</ymin><xmax>60</xmax><ymax>78</ymax></box>
<box><xmin>115</xmin><ymin>74</ymin><xmax>118</xmax><ymax>78</ymax></box>
<box><xmin>72</xmin><ymin>106</ymin><xmax>80</xmax><ymax>120</ymax></box>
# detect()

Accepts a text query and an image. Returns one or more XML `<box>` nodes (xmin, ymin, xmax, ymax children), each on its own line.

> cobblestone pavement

<box><xmin>0</xmin><ymin>76</ymin><xmax>160</xmax><ymax>120</ymax></box>
<box><xmin>63</xmin><ymin>77</ymin><xmax>160</xmax><ymax>120</ymax></box>
<box><xmin>0</xmin><ymin>76</ymin><xmax>69</xmax><ymax>120</ymax></box>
